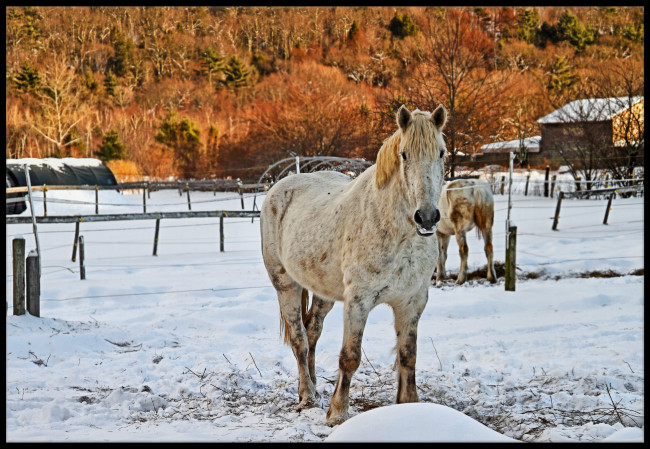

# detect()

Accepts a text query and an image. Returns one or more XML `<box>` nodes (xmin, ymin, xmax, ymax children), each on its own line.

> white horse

<box><xmin>436</xmin><ymin>178</ymin><xmax>496</xmax><ymax>284</ymax></box>
<box><xmin>260</xmin><ymin>105</ymin><xmax>447</xmax><ymax>426</ymax></box>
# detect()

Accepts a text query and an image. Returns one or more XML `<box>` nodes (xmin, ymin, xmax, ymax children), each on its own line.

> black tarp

<box><xmin>6</xmin><ymin>158</ymin><xmax>118</xmax><ymax>215</ymax></box>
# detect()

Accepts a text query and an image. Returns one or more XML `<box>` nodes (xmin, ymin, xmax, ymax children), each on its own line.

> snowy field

<box><xmin>5</xmin><ymin>177</ymin><xmax>644</xmax><ymax>442</ymax></box>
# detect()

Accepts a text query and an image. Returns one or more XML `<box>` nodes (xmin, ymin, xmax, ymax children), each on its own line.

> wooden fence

<box><xmin>6</xmin><ymin>180</ymin><xmax>269</xmax><ymax>215</ymax></box>
<box><xmin>551</xmin><ymin>184</ymin><xmax>644</xmax><ymax>230</ymax></box>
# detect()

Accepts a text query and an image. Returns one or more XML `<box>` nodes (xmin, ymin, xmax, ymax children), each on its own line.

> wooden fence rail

<box><xmin>6</xmin><ymin>181</ymin><xmax>269</xmax><ymax>194</ymax></box>
<box><xmin>551</xmin><ymin>184</ymin><xmax>643</xmax><ymax>230</ymax></box>
<box><xmin>6</xmin><ymin>210</ymin><xmax>259</xmax><ymax>224</ymax></box>
<box><xmin>7</xmin><ymin>210</ymin><xmax>261</xmax><ymax>259</ymax></box>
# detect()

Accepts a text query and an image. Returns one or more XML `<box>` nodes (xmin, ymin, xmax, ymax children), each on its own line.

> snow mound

<box><xmin>325</xmin><ymin>403</ymin><xmax>518</xmax><ymax>442</ymax></box>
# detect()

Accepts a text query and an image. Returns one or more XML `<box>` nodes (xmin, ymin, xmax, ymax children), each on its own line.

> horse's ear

<box><xmin>397</xmin><ymin>105</ymin><xmax>411</xmax><ymax>132</ymax></box>
<box><xmin>432</xmin><ymin>104</ymin><xmax>447</xmax><ymax>131</ymax></box>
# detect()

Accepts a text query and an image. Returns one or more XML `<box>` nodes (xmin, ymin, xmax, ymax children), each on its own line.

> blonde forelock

<box><xmin>375</xmin><ymin>111</ymin><xmax>443</xmax><ymax>188</ymax></box>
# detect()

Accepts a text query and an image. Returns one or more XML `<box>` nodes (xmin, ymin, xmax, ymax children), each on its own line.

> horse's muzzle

<box><xmin>414</xmin><ymin>208</ymin><xmax>440</xmax><ymax>236</ymax></box>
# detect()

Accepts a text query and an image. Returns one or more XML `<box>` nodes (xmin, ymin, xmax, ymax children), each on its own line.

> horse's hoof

<box><xmin>295</xmin><ymin>397</ymin><xmax>317</xmax><ymax>411</ymax></box>
<box><xmin>455</xmin><ymin>279</ymin><xmax>465</xmax><ymax>285</ymax></box>
<box><xmin>325</xmin><ymin>412</ymin><xmax>348</xmax><ymax>427</ymax></box>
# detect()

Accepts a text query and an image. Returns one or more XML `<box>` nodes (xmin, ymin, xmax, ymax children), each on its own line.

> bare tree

<box><xmin>590</xmin><ymin>58</ymin><xmax>644</xmax><ymax>186</ymax></box>
<box><xmin>415</xmin><ymin>8</ymin><xmax>509</xmax><ymax>176</ymax></box>
<box><xmin>31</xmin><ymin>57</ymin><xmax>86</xmax><ymax>157</ymax></box>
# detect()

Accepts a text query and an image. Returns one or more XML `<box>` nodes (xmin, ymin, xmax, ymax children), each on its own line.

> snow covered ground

<box><xmin>5</xmin><ymin>178</ymin><xmax>644</xmax><ymax>442</ymax></box>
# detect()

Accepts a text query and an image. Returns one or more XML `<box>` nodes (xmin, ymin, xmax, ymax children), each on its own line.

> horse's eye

<box><xmin>440</xmin><ymin>149</ymin><xmax>444</xmax><ymax>159</ymax></box>
<box><xmin>401</xmin><ymin>151</ymin><xmax>407</xmax><ymax>161</ymax></box>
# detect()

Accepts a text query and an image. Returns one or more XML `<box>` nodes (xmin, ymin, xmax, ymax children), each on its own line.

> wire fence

<box><xmin>6</xmin><ymin>175</ymin><xmax>644</xmax><ymax>309</ymax></box>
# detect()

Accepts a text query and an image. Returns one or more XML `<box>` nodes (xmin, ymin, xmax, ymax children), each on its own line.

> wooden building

<box><xmin>465</xmin><ymin>96</ymin><xmax>644</xmax><ymax>170</ymax></box>
<box><xmin>536</xmin><ymin>96</ymin><xmax>644</xmax><ymax>168</ymax></box>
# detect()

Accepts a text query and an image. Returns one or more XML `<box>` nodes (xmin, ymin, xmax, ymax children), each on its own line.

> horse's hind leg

<box><xmin>482</xmin><ymin>226</ymin><xmax>497</xmax><ymax>283</ymax></box>
<box><xmin>277</xmin><ymin>284</ymin><xmax>318</xmax><ymax>410</ymax></box>
<box><xmin>455</xmin><ymin>229</ymin><xmax>469</xmax><ymax>284</ymax></box>
<box><xmin>304</xmin><ymin>295</ymin><xmax>335</xmax><ymax>386</ymax></box>
<box><xmin>391</xmin><ymin>289</ymin><xmax>427</xmax><ymax>404</ymax></box>
<box><xmin>435</xmin><ymin>232</ymin><xmax>451</xmax><ymax>282</ymax></box>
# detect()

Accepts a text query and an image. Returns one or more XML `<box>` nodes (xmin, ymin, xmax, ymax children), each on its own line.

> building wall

<box><xmin>612</xmin><ymin>99</ymin><xmax>644</xmax><ymax>143</ymax></box>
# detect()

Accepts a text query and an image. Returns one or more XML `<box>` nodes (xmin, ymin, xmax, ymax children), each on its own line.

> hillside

<box><xmin>6</xmin><ymin>6</ymin><xmax>644</xmax><ymax>180</ymax></box>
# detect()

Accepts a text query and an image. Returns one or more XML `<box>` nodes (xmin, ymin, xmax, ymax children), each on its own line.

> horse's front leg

<box><xmin>436</xmin><ymin>232</ymin><xmax>451</xmax><ymax>282</ymax></box>
<box><xmin>455</xmin><ymin>229</ymin><xmax>469</xmax><ymax>284</ymax></box>
<box><xmin>325</xmin><ymin>295</ymin><xmax>369</xmax><ymax>426</ymax></box>
<box><xmin>391</xmin><ymin>288</ymin><xmax>428</xmax><ymax>403</ymax></box>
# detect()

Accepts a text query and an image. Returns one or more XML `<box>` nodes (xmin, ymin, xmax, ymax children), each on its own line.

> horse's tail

<box><xmin>281</xmin><ymin>288</ymin><xmax>309</xmax><ymax>345</ymax></box>
<box><xmin>473</xmin><ymin>184</ymin><xmax>494</xmax><ymax>240</ymax></box>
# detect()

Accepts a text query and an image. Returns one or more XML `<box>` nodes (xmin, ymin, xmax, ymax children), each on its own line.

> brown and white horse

<box><xmin>435</xmin><ymin>178</ymin><xmax>496</xmax><ymax>285</ymax></box>
<box><xmin>260</xmin><ymin>105</ymin><xmax>447</xmax><ymax>425</ymax></box>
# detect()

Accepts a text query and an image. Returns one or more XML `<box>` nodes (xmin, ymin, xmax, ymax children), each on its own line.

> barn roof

<box><xmin>6</xmin><ymin>158</ymin><xmax>118</xmax><ymax>215</ymax></box>
<box><xmin>6</xmin><ymin>158</ymin><xmax>118</xmax><ymax>188</ymax></box>
<box><xmin>480</xmin><ymin>136</ymin><xmax>541</xmax><ymax>154</ymax></box>
<box><xmin>537</xmin><ymin>96</ymin><xmax>643</xmax><ymax>125</ymax></box>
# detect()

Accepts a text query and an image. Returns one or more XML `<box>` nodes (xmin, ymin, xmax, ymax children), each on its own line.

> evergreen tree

<box><xmin>201</xmin><ymin>47</ymin><xmax>225</xmax><ymax>86</ymax></box>
<box><xmin>389</xmin><ymin>11</ymin><xmax>420</xmax><ymax>39</ymax></box>
<box><xmin>622</xmin><ymin>19</ymin><xmax>644</xmax><ymax>43</ymax></box>
<box><xmin>535</xmin><ymin>21</ymin><xmax>560</xmax><ymax>47</ymax></box>
<box><xmin>556</xmin><ymin>10</ymin><xmax>596</xmax><ymax>51</ymax></box>
<box><xmin>84</xmin><ymin>66</ymin><xmax>98</xmax><ymax>92</ymax></box>
<box><xmin>515</xmin><ymin>8</ymin><xmax>539</xmax><ymax>44</ymax></box>
<box><xmin>104</xmin><ymin>70</ymin><xmax>117</xmax><ymax>96</ymax></box>
<box><xmin>221</xmin><ymin>56</ymin><xmax>251</xmax><ymax>89</ymax></box>
<box><xmin>12</xmin><ymin>62</ymin><xmax>40</xmax><ymax>93</ymax></box>
<box><xmin>107</xmin><ymin>26</ymin><xmax>135</xmax><ymax>77</ymax></box>
<box><xmin>348</xmin><ymin>20</ymin><xmax>360</xmax><ymax>41</ymax></box>
<box><xmin>97</xmin><ymin>130</ymin><xmax>126</xmax><ymax>161</ymax></box>
<box><xmin>155</xmin><ymin>110</ymin><xmax>202</xmax><ymax>177</ymax></box>
<box><xmin>547</xmin><ymin>56</ymin><xmax>580</xmax><ymax>92</ymax></box>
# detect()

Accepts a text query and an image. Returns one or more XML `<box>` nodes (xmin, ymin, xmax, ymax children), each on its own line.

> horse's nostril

<box><xmin>433</xmin><ymin>209</ymin><xmax>441</xmax><ymax>224</ymax></box>
<box><xmin>414</xmin><ymin>210</ymin><xmax>423</xmax><ymax>224</ymax></box>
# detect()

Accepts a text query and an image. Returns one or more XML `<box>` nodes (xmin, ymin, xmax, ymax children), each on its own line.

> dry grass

<box><xmin>106</xmin><ymin>159</ymin><xmax>142</xmax><ymax>183</ymax></box>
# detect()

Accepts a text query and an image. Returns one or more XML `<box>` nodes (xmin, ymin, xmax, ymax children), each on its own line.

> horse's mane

<box><xmin>375</xmin><ymin>110</ymin><xmax>446</xmax><ymax>188</ymax></box>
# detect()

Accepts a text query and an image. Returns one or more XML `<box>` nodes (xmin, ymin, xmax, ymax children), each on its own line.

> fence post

<box><xmin>524</xmin><ymin>175</ymin><xmax>530</xmax><ymax>196</ymax></box>
<box><xmin>552</xmin><ymin>191</ymin><xmax>564</xmax><ymax>231</ymax></box>
<box><xmin>24</xmin><ymin>164</ymin><xmax>41</xmax><ymax>272</ymax></box>
<box><xmin>72</xmin><ymin>219</ymin><xmax>81</xmax><ymax>261</ymax></box>
<box><xmin>550</xmin><ymin>174</ymin><xmax>557</xmax><ymax>198</ymax></box>
<box><xmin>13</xmin><ymin>237</ymin><xmax>26</xmax><ymax>315</ymax></box>
<box><xmin>500</xmin><ymin>176</ymin><xmax>505</xmax><ymax>195</ymax></box>
<box><xmin>153</xmin><ymin>218</ymin><xmax>161</xmax><ymax>256</ymax></box>
<box><xmin>237</xmin><ymin>178</ymin><xmax>245</xmax><ymax>209</ymax></box>
<box><xmin>95</xmin><ymin>186</ymin><xmax>99</xmax><ymax>214</ymax></box>
<box><xmin>26</xmin><ymin>250</ymin><xmax>40</xmax><ymax>317</ymax></box>
<box><xmin>143</xmin><ymin>182</ymin><xmax>147</xmax><ymax>213</ymax></box>
<box><xmin>79</xmin><ymin>235</ymin><xmax>86</xmax><ymax>280</ymax></box>
<box><xmin>505</xmin><ymin>224</ymin><xmax>517</xmax><ymax>292</ymax></box>
<box><xmin>186</xmin><ymin>184</ymin><xmax>191</xmax><ymax>211</ymax></box>
<box><xmin>603</xmin><ymin>193</ymin><xmax>615</xmax><ymax>225</ymax></box>
<box><xmin>43</xmin><ymin>185</ymin><xmax>48</xmax><ymax>216</ymax></box>
<box><xmin>544</xmin><ymin>165</ymin><xmax>550</xmax><ymax>197</ymax></box>
<box><xmin>220</xmin><ymin>211</ymin><xmax>225</xmax><ymax>252</ymax></box>
<box><xmin>575</xmin><ymin>176</ymin><xmax>582</xmax><ymax>192</ymax></box>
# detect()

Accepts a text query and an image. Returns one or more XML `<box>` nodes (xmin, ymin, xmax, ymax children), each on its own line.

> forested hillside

<box><xmin>6</xmin><ymin>6</ymin><xmax>644</xmax><ymax>180</ymax></box>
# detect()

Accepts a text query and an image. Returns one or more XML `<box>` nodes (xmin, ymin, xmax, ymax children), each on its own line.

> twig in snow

<box><xmin>605</xmin><ymin>383</ymin><xmax>625</xmax><ymax>426</ymax></box>
<box><xmin>622</xmin><ymin>360</ymin><xmax>634</xmax><ymax>374</ymax></box>
<box><xmin>184</xmin><ymin>366</ymin><xmax>207</xmax><ymax>380</ymax></box>
<box><xmin>222</xmin><ymin>353</ymin><xmax>232</xmax><ymax>365</ymax></box>
<box><xmin>429</xmin><ymin>337</ymin><xmax>443</xmax><ymax>371</ymax></box>
<box><xmin>361</xmin><ymin>346</ymin><xmax>381</xmax><ymax>382</ymax></box>
<box><xmin>249</xmin><ymin>352</ymin><xmax>262</xmax><ymax>377</ymax></box>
